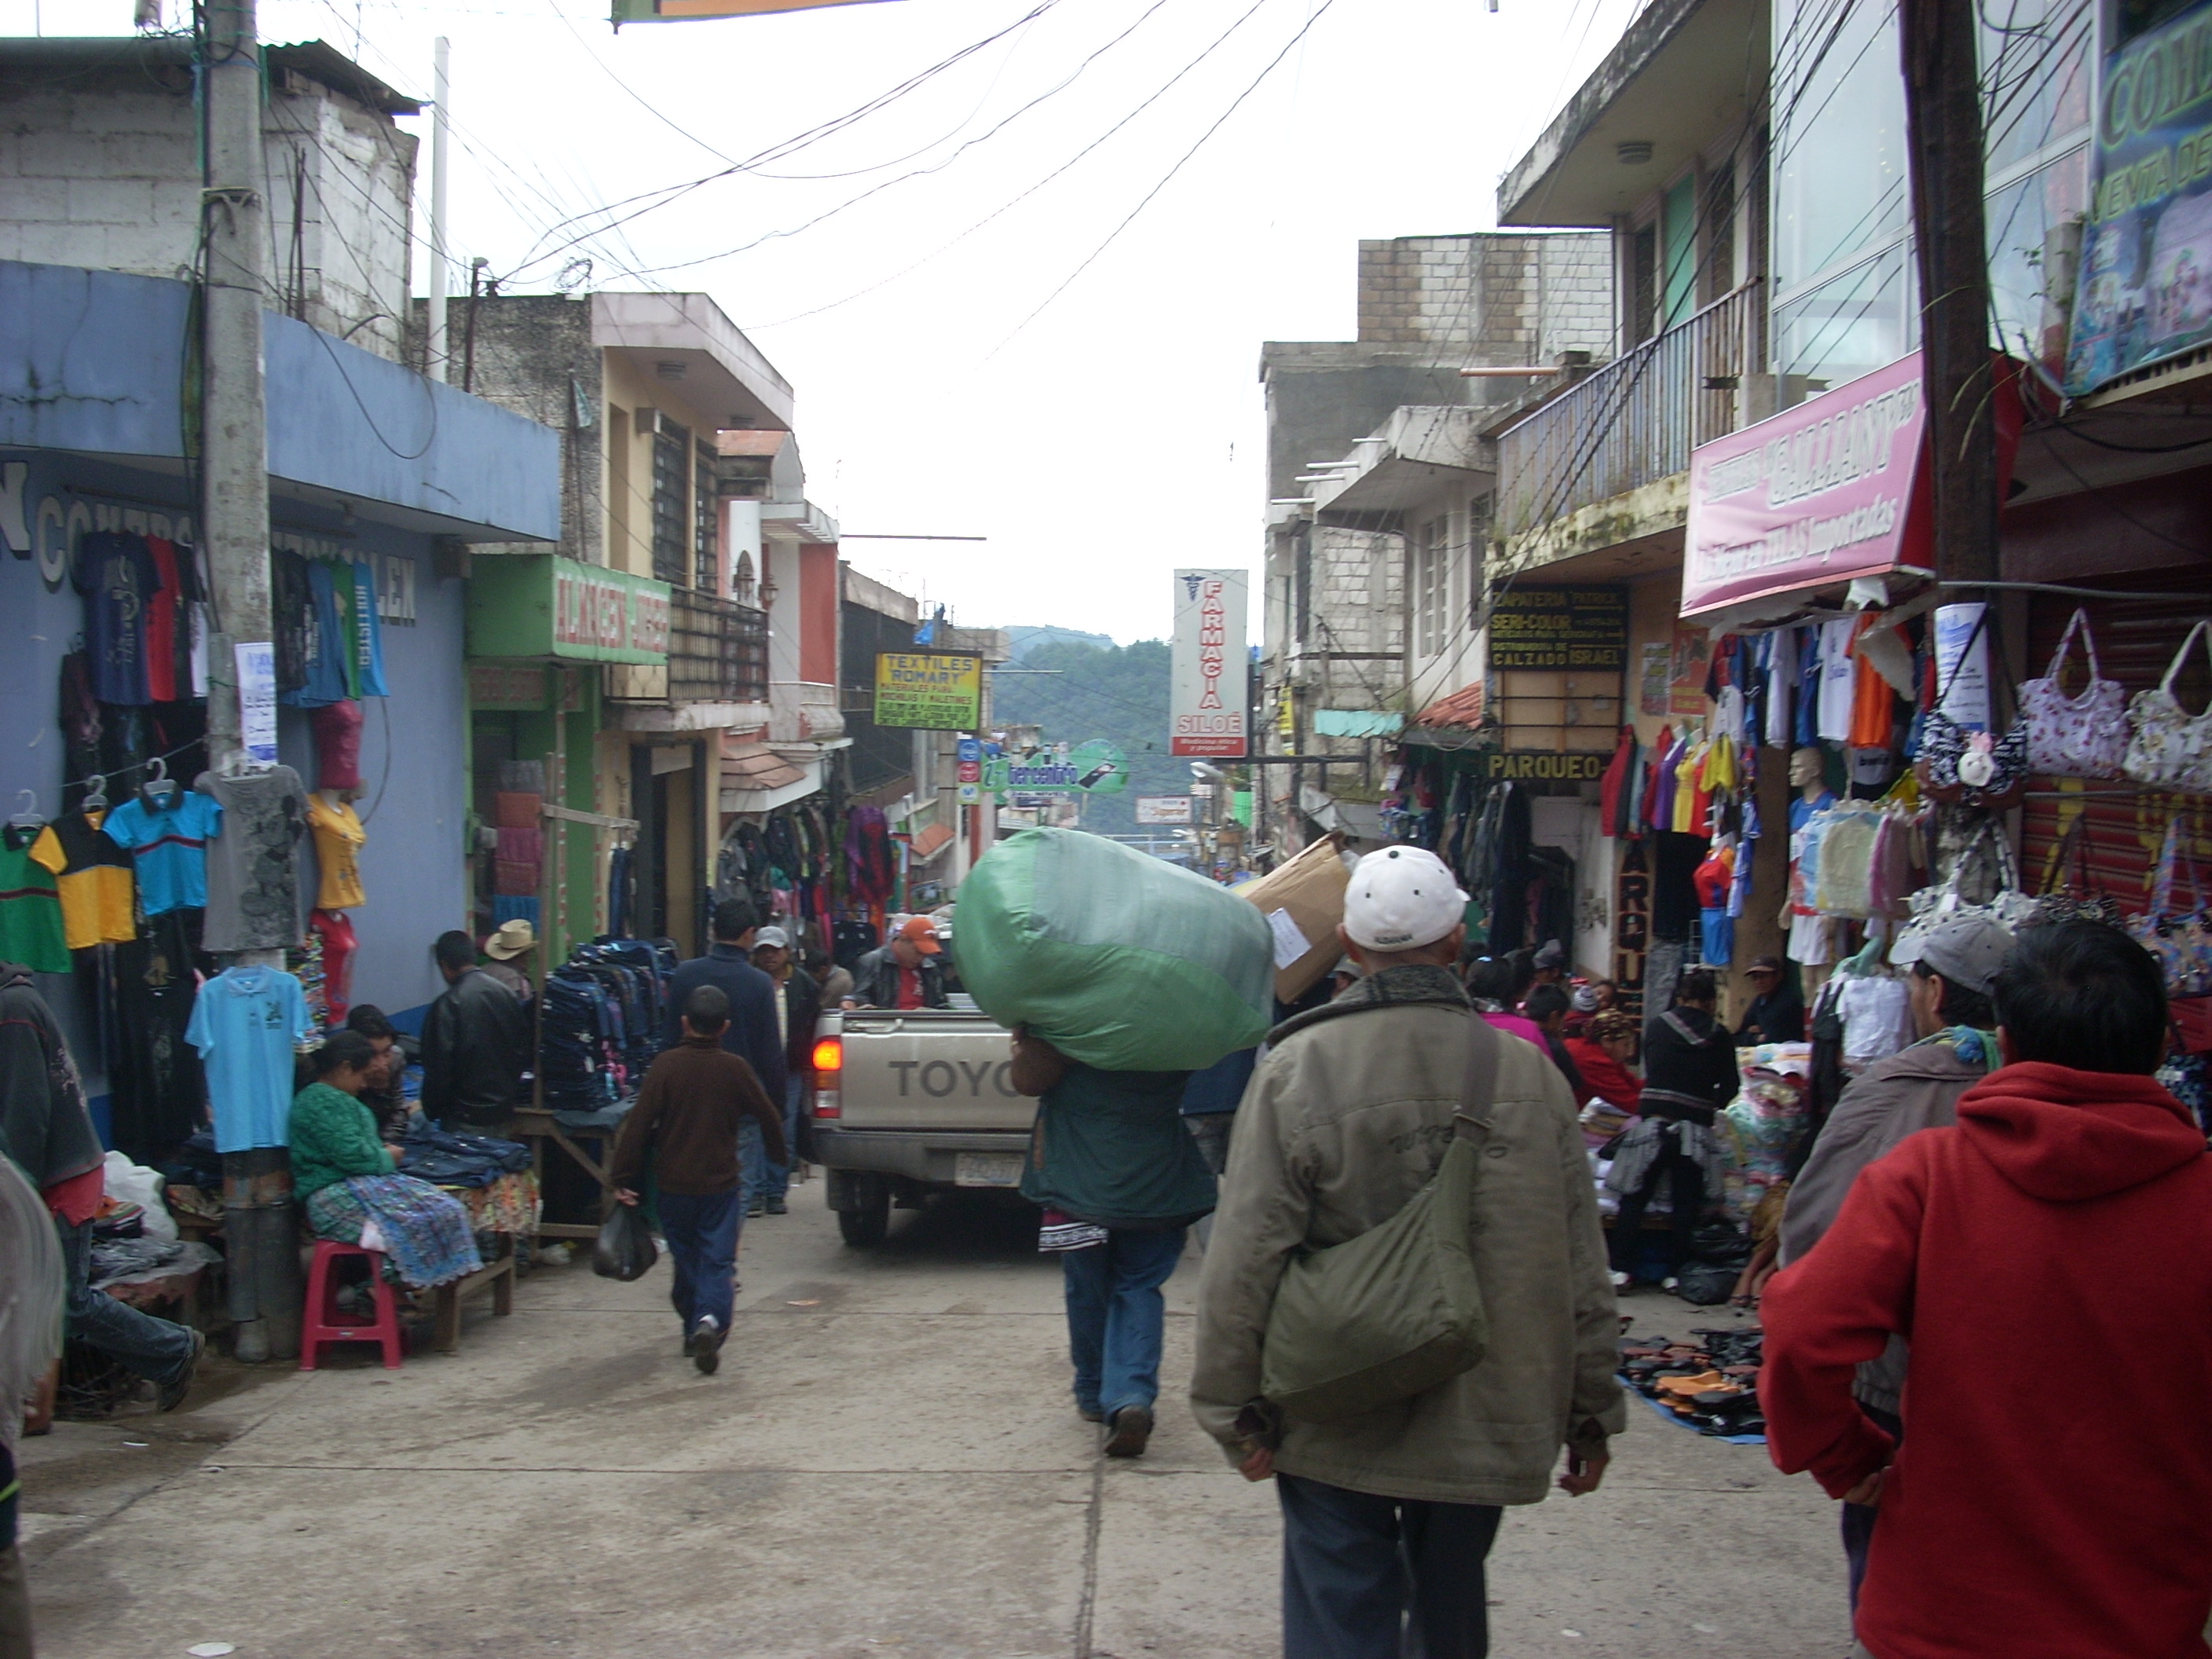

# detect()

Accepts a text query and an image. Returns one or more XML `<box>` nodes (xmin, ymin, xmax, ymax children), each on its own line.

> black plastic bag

<box><xmin>1690</xmin><ymin>1219</ymin><xmax>1752</xmax><ymax>1266</ymax></box>
<box><xmin>592</xmin><ymin>1203</ymin><xmax>659</xmax><ymax>1281</ymax></box>
<box><xmin>1674</xmin><ymin>1260</ymin><xmax>1739</xmax><ymax>1306</ymax></box>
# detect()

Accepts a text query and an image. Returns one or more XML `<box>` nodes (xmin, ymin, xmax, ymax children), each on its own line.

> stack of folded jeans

<box><xmin>397</xmin><ymin>1122</ymin><xmax>531</xmax><ymax>1187</ymax></box>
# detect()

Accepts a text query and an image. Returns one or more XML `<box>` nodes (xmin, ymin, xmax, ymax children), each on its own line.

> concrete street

<box><xmin>20</xmin><ymin>1188</ymin><xmax>1852</xmax><ymax>1658</ymax></box>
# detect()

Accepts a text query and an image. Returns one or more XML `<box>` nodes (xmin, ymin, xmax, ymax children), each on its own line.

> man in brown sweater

<box><xmin>613</xmin><ymin>985</ymin><xmax>787</xmax><ymax>1374</ymax></box>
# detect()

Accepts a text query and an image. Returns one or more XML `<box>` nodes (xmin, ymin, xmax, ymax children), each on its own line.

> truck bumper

<box><xmin>812</xmin><ymin>1127</ymin><xmax>1031</xmax><ymax>1188</ymax></box>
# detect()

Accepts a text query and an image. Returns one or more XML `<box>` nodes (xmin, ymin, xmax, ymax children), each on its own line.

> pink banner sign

<box><xmin>1681</xmin><ymin>351</ymin><xmax>1928</xmax><ymax>617</ymax></box>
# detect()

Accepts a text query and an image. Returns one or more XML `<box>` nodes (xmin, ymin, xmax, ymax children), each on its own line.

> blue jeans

<box><xmin>1060</xmin><ymin>1226</ymin><xmax>1185</xmax><ymax>1418</ymax></box>
<box><xmin>1278</xmin><ymin>1473</ymin><xmax>1503</xmax><ymax>1659</ymax></box>
<box><xmin>753</xmin><ymin>1076</ymin><xmax>804</xmax><ymax>1203</ymax></box>
<box><xmin>657</xmin><ymin>1188</ymin><xmax>740</xmax><ymax>1332</ymax></box>
<box><xmin>57</xmin><ymin>1215</ymin><xmax>196</xmax><ymax>1383</ymax></box>
<box><xmin>1843</xmin><ymin>1401</ymin><xmax>1903</xmax><ymax>1613</ymax></box>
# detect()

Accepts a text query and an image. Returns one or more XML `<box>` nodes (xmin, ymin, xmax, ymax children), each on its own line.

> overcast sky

<box><xmin>11</xmin><ymin>0</ymin><xmax>1644</xmax><ymax>643</ymax></box>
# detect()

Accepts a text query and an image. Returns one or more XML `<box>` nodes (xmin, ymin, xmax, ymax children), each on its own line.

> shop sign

<box><xmin>1481</xmin><ymin>751</ymin><xmax>1606</xmax><ymax>783</ymax></box>
<box><xmin>2068</xmin><ymin>4</ymin><xmax>2212</xmax><ymax>393</ymax></box>
<box><xmin>873</xmin><ymin>651</ymin><xmax>983</xmax><ymax>729</ymax></box>
<box><xmin>983</xmin><ymin>739</ymin><xmax>1127</xmax><ymax>794</ymax></box>
<box><xmin>1171</xmin><ymin>569</ymin><xmax>1249</xmax><ymax>757</ymax></box>
<box><xmin>236</xmin><ymin>642</ymin><xmax>277</xmax><ymax>767</ymax></box>
<box><xmin>1489</xmin><ymin>586</ymin><xmax>1628</xmax><ymax>671</ymax></box>
<box><xmin>1135</xmin><ymin>794</ymin><xmax>1195</xmax><ymax>826</ymax></box>
<box><xmin>465</xmin><ymin>554</ymin><xmax>670</xmax><ymax>665</ymax></box>
<box><xmin>1681</xmin><ymin>353</ymin><xmax>1928</xmax><ymax>617</ymax></box>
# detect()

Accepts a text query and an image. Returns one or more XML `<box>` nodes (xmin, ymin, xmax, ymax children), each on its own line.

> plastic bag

<box><xmin>592</xmin><ymin>1203</ymin><xmax>658</xmax><ymax>1281</ymax></box>
<box><xmin>103</xmin><ymin>1150</ymin><xmax>178</xmax><ymax>1243</ymax></box>
<box><xmin>956</xmin><ymin>828</ymin><xmax>1273</xmax><ymax>1072</ymax></box>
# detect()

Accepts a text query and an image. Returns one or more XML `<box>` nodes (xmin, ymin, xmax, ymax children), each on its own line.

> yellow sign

<box><xmin>874</xmin><ymin>652</ymin><xmax>982</xmax><ymax>731</ymax></box>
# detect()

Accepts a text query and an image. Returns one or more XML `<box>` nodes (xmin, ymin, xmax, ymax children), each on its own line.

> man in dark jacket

<box><xmin>1014</xmin><ymin>1027</ymin><xmax>1213</xmax><ymax>1462</ymax></box>
<box><xmin>666</xmin><ymin>898</ymin><xmax>787</xmax><ymax>1215</ymax></box>
<box><xmin>420</xmin><ymin>931</ymin><xmax>532</xmax><ymax>1131</ymax></box>
<box><xmin>748</xmin><ymin>925</ymin><xmax>821</xmax><ymax>1215</ymax></box>
<box><xmin>612</xmin><ymin>985</ymin><xmax>786</xmax><ymax>1375</ymax></box>
<box><xmin>1734</xmin><ymin>954</ymin><xmax>1807</xmax><ymax>1045</ymax></box>
<box><xmin>0</xmin><ymin>962</ymin><xmax>200</xmax><ymax>1405</ymax></box>
<box><xmin>851</xmin><ymin>916</ymin><xmax>950</xmax><ymax>1010</ymax></box>
<box><xmin>1776</xmin><ymin>914</ymin><xmax>2009</xmax><ymax>1614</ymax></box>
<box><xmin>1606</xmin><ymin>967</ymin><xmax>1738</xmax><ymax>1290</ymax></box>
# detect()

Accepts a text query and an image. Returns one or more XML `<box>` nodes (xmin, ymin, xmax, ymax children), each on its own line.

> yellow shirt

<box><xmin>306</xmin><ymin>796</ymin><xmax>366</xmax><ymax>910</ymax></box>
<box><xmin>29</xmin><ymin>811</ymin><xmax>137</xmax><ymax>950</ymax></box>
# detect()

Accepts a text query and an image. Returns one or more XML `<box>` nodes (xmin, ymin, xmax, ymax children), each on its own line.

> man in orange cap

<box><xmin>851</xmin><ymin>916</ymin><xmax>948</xmax><ymax>1011</ymax></box>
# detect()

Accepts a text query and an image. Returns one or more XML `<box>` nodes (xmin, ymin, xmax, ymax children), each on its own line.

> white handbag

<box><xmin>2123</xmin><ymin>621</ymin><xmax>2212</xmax><ymax>794</ymax></box>
<box><xmin>2020</xmin><ymin>608</ymin><xmax>2127</xmax><ymax>778</ymax></box>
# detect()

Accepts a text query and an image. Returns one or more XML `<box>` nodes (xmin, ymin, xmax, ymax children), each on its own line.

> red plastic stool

<box><xmin>299</xmin><ymin>1240</ymin><xmax>405</xmax><ymax>1370</ymax></box>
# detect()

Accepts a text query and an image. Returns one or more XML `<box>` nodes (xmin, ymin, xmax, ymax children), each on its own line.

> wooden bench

<box><xmin>430</xmin><ymin>1233</ymin><xmax>516</xmax><ymax>1353</ymax></box>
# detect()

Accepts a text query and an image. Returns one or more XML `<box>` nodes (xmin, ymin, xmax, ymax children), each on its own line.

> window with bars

<box><xmin>649</xmin><ymin>415</ymin><xmax>690</xmax><ymax>587</ymax></box>
<box><xmin>695</xmin><ymin>440</ymin><xmax>720</xmax><ymax>593</ymax></box>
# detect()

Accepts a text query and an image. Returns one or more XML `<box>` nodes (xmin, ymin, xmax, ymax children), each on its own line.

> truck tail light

<box><xmin>811</xmin><ymin>1037</ymin><xmax>841</xmax><ymax>1075</ymax></box>
<box><xmin>812</xmin><ymin>1036</ymin><xmax>841</xmax><ymax>1119</ymax></box>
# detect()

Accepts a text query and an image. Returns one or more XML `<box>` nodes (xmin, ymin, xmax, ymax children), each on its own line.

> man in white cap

<box><xmin>1777</xmin><ymin>911</ymin><xmax>2013</xmax><ymax>1617</ymax></box>
<box><xmin>1192</xmin><ymin>845</ymin><xmax>1624</xmax><ymax>1659</ymax></box>
<box><xmin>746</xmin><ymin>926</ymin><xmax>821</xmax><ymax>1216</ymax></box>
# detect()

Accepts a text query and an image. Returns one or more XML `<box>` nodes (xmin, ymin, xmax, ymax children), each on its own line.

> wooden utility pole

<box><xmin>1900</xmin><ymin>0</ymin><xmax>2000</xmax><ymax>585</ymax></box>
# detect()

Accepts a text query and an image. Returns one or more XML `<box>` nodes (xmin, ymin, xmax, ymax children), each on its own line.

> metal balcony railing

<box><xmin>1496</xmin><ymin>281</ymin><xmax>1765</xmax><ymax>542</ymax></box>
<box><xmin>667</xmin><ymin>588</ymin><xmax>769</xmax><ymax>706</ymax></box>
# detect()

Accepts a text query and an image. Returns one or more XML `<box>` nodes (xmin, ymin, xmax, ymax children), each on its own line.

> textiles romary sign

<box><xmin>1171</xmin><ymin>568</ymin><xmax>1248</xmax><ymax>758</ymax></box>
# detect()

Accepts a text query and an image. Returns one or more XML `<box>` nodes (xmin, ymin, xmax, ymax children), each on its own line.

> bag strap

<box><xmin>2160</xmin><ymin>620</ymin><xmax>2212</xmax><ymax>700</ymax></box>
<box><xmin>2156</xmin><ymin>817</ymin><xmax>2185</xmax><ymax>923</ymax></box>
<box><xmin>1454</xmin><ymin>1009</ymin><xmax>1502</xmax><ymax>1145</ymax></box>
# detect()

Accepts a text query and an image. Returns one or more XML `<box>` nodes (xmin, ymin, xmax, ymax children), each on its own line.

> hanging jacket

<box><xmin>0</xmin><ymin>962</ymin><xmax>103</xmax><ymax>1195</ymax></box>
<box><xmin>1764</xmin><ymin>1062</ymin><xmax>2212</xmax><ymax>1659</ymax></box>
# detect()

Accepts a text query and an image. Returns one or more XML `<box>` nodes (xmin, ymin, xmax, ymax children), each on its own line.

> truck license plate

<box><xmin>954</xmin><ymin>1153</ymin><xmax>1025</xmax><ymax>1188</ymax></box>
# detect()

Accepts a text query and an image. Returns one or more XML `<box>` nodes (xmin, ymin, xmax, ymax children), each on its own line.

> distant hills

<box><xmin>1004</xmin><ymin>624</ymin><xmax>1118</xmax><ymax>661</ymax></box>
<box><xmin>987</xmin><ymin>636</ymin><xmax>1188</xmax><ymax>840</ymax></box>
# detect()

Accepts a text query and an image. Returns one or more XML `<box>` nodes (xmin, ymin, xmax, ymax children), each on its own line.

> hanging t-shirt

<box><xmin>273</xmin><ymin>550</ymin><xmax>313</xmax><ymax>697</ymax></box>
<box><xmin>310</xmin><ymin>908</ymin><xmax>357</xmax><ymax>1026</ymax></box>
<box><xmin>72</xmin><ymin>532</ymin><xmax>164</xmax><ymax>706</ymax></box>
<box><xmin>101</xmin><ymin>789</ymin><xmax>222</xmax><ymax>916</ymax></box>
<box><xmin>196</xmin><ymin>766</ymin><xmax>309</xmax><ymax>954</ymax></box>
<box><xmin>1848</xmin><ymin>613</ymin><xmax>1895</xmax><ymax>750</ymax></box>
<box><xmin>1817</xmin><ymin>617</ymin><xmax>1859</xmax><ymax>742</ymax></box>
<box><xmin>186</xmin><ymin>965</ymin><xmax>317</xmax><ymax>1152</ymax></box>
<box><xmin>178</xmin><ymin>541</ymin><xmax>210</xmax><ymax>698</ymax></box>
<box><xmin>285</xmin><ymin>561</ymin><xmax>350</xmax><ymax>708</ymax></box>
<box><xmin>1764</xmin><ymin>627</ymin><xmax>1798</xmax><ymax>749</ymax></box>
<box><xmin>0</xmin><ymin>822</ymin><xmax>71</xmax><ymax>972</ymax></box>
<box><xmin>346</xmin><ymin>561</ymin><xmax>389</xmax><ymax>698</ymax></box>
<box><xmin>306</xmin><ymin>794</ymin><xmax>367</xmax><ymax>910</ymax></box>
<box><xmin>28</xmin><ymin>811</ymin><xmax>136</xmax><ymax>949</ymax></box>
<box><xmin>143</xmin><ymin>537</ymin><xmax>183</xmax><ymax>704</ymax></box>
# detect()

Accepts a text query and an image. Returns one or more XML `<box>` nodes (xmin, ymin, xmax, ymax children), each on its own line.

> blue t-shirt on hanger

<box><xmin>73</xmin><ymin>532</ymin><xmax>165</xmax><ymax>706</ymax></box>
<box><xmin>347</xmin><ymin>560</ymin><xmax>388</xmax><ymax>698</ymax></box>
<box><xmin>186</xmin><ymin>965</ymin><xmax>317</xmax><ymax>1152</ymax></box>
<box><xmin>101</xmin><ymin>789</ymin><xmax>222</xmax><ymax>915</ymax></box>
<box><xmin>285</xmin><ymin>560</ymin><xmax>352</xmax><ymax>708</ymax></box>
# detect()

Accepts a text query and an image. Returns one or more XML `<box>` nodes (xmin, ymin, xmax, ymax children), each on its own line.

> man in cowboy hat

<box><xmin>480</xmin><ymin>919</ymin><xmax>537</xmax><ymax>1002</ymax></box>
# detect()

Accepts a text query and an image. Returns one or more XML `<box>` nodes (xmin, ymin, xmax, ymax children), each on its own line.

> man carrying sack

<box><xmin>1191</xmin><ymin>846</ymin><xmax>1624</xmax><ymax>1659</ymax></box>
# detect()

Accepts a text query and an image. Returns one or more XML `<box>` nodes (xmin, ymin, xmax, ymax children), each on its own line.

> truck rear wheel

<box><xmin>837</xmin><ymin>1176</ymin><xmax>891</xmax><ymax>1247</ymax></box>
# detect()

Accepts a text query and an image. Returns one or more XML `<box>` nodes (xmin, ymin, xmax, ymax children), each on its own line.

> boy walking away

<box><xmin>1192</xmin><ymin>848</ymin><xmax>1623</xmax><ymax>1659</ymax></box>
<box><xmin>1764</xmin><ymin>922</ymin><xmax>2212</xmax><ymax>1659</ymax></box>
<box><xmin>611</xmin><ymin>986</ymin><xmax>786</xmax><ymax>1375</ymax></box>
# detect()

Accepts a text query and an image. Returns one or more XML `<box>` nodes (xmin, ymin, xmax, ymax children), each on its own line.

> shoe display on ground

<box><xmin>690</xmin><ymin>1316</ymin><xmax>725</xmax><ymax>1375</ymax></box>
<box><xmin>1103</xmin><ymin>1404</ymin><xmax>1152</xmax><ymax>1459</ymax></box>
<box><xmin>157</xmin><ymin>1330</ymin><xmax>205</xmax><ymax>1413</ymax></box>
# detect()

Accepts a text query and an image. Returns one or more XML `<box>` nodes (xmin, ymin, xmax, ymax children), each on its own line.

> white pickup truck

<box><xmin>808</xmin><ymin>1004</ymin><xmax>1038</xmax><ymax>1246</ymax></box>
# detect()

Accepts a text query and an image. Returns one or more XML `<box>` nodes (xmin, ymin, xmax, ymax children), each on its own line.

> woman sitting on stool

<box><xmin>290</xmin><ymin>1033</ymin><xmax>483</xmax><ymax>1290</ymax></box>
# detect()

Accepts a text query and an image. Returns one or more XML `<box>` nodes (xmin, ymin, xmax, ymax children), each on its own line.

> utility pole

<box><xmin>200</xmin><ymin>0</ymin><xmax>299</xmax><ymax>1364</ymax></box>
<box><xmin>1899</xmin><ymin>0</ymin><xmax>1999</xmax><ymax>586</ymax></box>
<box><xmin>425</xmin><ymin>36</ymin><xmax>451</xmax><ymax>381</ymax></box>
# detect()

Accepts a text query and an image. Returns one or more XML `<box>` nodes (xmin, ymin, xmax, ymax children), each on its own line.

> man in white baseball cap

<box><xmin>1195</xmin><ymin>843</ymin><xmax>1623</xmax><ymax>1658</ymax></box>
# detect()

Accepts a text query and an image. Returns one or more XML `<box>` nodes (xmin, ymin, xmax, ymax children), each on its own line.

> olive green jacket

<box><xmin>1190</xmin><ymin>966</ymin><xmax>1625</xmax><ymax>1506</ymax></box>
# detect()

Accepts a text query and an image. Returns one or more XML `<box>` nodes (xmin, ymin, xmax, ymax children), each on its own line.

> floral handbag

<box><xmin>2020</xmin><ymin>609</ymin><xmax>2127</xmax><ymax>778</ymax></box>
<box><xmin>2128</xmin><ymin>819</ymin><xmax>2212</xmax><ymax>998</ymax></box>
<box><xmin>2122</xmin><ymin>621</ymin><xmax>2212</xmax><ymax>794</ymax></box>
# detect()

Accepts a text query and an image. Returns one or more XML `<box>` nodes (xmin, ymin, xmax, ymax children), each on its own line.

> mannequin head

<box><xmin>1789</xmin><ymin>746</ymin><xmax>1825</xmax><ymax>790</ymax></box>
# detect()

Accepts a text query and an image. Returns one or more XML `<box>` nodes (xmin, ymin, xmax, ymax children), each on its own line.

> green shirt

<box><xmin>287</xmin><ymin>1081</ymin><xmax>394</xmax><ymax>1199</ymax></box>
<box><xmin>1020</xmin><ymin>1062</ymin><xmax>1216</xmax><ymax>1229</ymax></box>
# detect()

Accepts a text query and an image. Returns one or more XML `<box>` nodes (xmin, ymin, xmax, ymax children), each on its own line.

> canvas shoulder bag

<box><xmin>1259</xmin><ymin>1013</ymin><xmax>1499</xmax><ymax>1424</ymax></box>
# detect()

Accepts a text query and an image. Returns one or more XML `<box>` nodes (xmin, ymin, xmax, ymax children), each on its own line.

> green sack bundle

<box><xmin>955</xmin><ymin>828</ymin><xmax>1273</xmax><ymax>1072</ymax></box>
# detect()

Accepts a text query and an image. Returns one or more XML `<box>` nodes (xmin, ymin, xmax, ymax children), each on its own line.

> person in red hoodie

<box><xmin>1762</xmin><ymin>921</ymin><xmax>2212</xmax><ymax>1659</ymax></box>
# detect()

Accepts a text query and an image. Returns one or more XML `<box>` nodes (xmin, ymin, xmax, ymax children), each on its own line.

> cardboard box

<box><xmin>1242</xmin><ymin>833</ymin><xmax>1350</xmax><ymax>1004</ymax></box>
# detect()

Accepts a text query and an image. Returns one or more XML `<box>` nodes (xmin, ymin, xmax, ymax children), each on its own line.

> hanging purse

<box><xmin>2128</xmin><ymin>819</ymin><xmax>2212</xmax><ymax>998</ymax></box>
<box><xmin>1895</xmin><ymin>819</ymin><xmax>2036</xmax><ymax>965</ymax></box>
<box><xmin>1915</xmin><ymin>609</ymin><xmax>2031</xmax><ymax>809</ymax></box>
<box><xmin>2020</xmin><ymin>609</ymin><xmax>2128</xmax><ymax>778</ymax></box>
<box><xmin>2029</xmin><ymin>811</ymin><xmax>2123</xmax><ymax>929</ymax></box>
<box><xmin>2122</xmin><ymin>621</ymin><xmax>2212</xmax><ymax>795</ymax></box>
